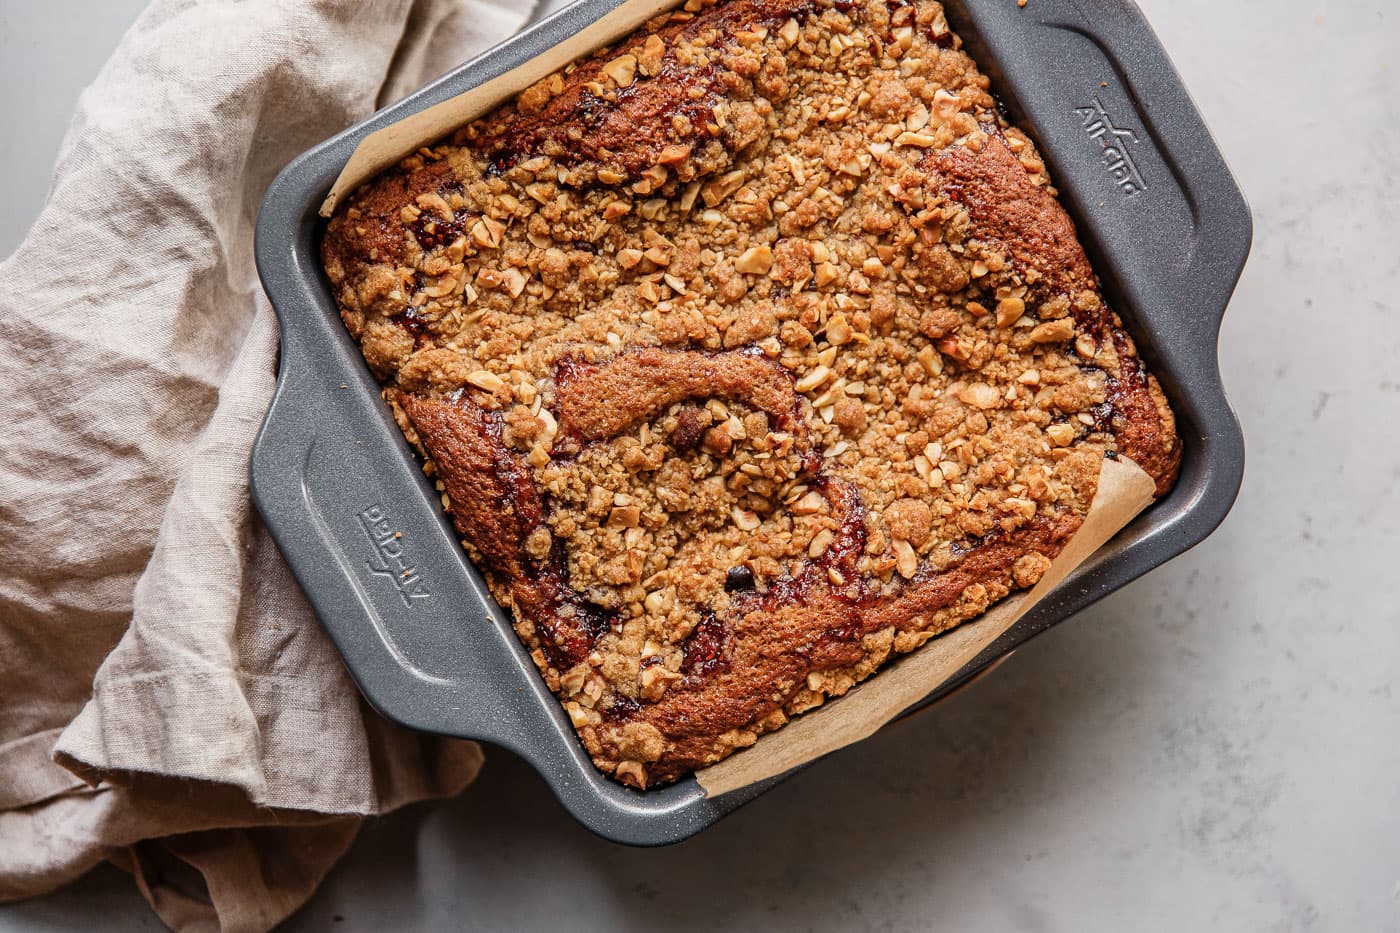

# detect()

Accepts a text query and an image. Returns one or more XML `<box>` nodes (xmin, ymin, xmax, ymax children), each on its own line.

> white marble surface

<box><xmin>2</xmin><ymin>0</ymin><xmax>1398</xmax><ymax>930</ymax></box>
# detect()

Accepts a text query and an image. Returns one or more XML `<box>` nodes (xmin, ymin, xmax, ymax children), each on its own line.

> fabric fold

<box><xmin>0</xmin><ymin>0</ymin><xmax>533</xmax><ymax>928</ymax></box>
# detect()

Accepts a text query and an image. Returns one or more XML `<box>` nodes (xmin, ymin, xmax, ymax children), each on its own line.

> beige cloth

<box><xmin>0</xmin><ymin>0</ymin><xmax>533</xmax><ymax>929</ymax></box>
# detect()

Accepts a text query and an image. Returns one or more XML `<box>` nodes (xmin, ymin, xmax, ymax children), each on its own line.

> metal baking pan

<box><xmin>251</xmin><ymin>0</ymin><xmax>1250</xmax><ymax>845</ymax></box>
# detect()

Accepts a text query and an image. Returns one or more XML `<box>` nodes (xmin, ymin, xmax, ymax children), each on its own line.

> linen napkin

<box><xmin>0</xmin><ymin>0</ymin><xmax>534</xmax><ymax>929</ymax></box>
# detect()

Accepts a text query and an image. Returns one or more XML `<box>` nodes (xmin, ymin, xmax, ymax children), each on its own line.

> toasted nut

<box><xmin>560</xmin><ymin>665</ymin><xmax>588</xmax><ymax>695</ymax></box>
<box><xmin>735</xmin><ymin>245</ymin><xmax>774</xmax><ymax>275</ymax></box>
<box><xmin>826</xmin><ymin>313</ymin><xmax>852</xmax><ymax>345</ymax></box>
<box><xmin>609</xmin><ymin>505</ymin><xmax>642</xmax><ymax>527</ymax></box>
<box><xmin>597</xmin><ymin>167</ymin><xmax>627</xmax><ymax>184</ymax></box>
<box><xmin>602</xmin><ymin>54</ymin><xmax>637</xmax><ymax>86</ymax></box>
<box><xmin>814</xmin><ymin>261</ymin><xmax>841</xmax><ymax>287</ymax></box>
<box><xmin>537</xmin><ymin>408</ymin><xmax>558</xmax><ymax>445</ymax></box>
<box><xmin>616</xmin><ymin>247</ymin><xmax>644</xmax><ymax>269</ymax></box>
<box><xmin>937</xmin><ymin>337</ymin><xmax>969</xmax><ymax>362</ymax></box>
<box><xmin>794</xmin><ymin>365</ymin><xmax>833</xmax><ymax>393</ymax></box>
<box><xmin>640</xmin><ymin>665</ymin><xmax>680</xmax><ymax>702</ymax></box>
<box><xmin>502</xmin><ymin>267</ymin><xmax>527</xmax><ymax>298</ymax></box>
<box><xmin>791</xmin><ymin>490</ymin><xmax>827</xmax><ymax>515</ymax></box>
<box><xmin>423</xmin><ymin>272</ymin><xmax>459</xmax><ymax>299</ymax></box>
<box><xmin>702</xmin><ymin>170</ymin><xmax>746</xmax><ymax>206</ymax></box>
<box><xmin>732</xmin><ymin>506</ymin><xmax>761</xmax><ymax>531</ymax></box>
<box><xmin>1046</xmin><ymin>423</ymin><xmax>1077</xmax><ymax>447</ymax></box>
<box><xmin>1076</xmin><ymin>334</ymin><xmax>1098</xmax><ymax>358</ymax></box>
<box><xmin>566</xmin><ymin>703</ymin><xmax>590</xmax><ymax>728</ymax></box>
<box><xmin>933</xmin><ymin>88</ymin><xmax>961</xmax><ymax>119</ymax></box>
<box><xmin>467</xmin><ymin>370</ymin><xmax>506</xmax><ymax>393</ymax></box>
<box><xmin>644</xmin><ymin>588</ymin><xmax>674</xmax><ymax>614</ymax></box>
<box><xmin>965</xmin><ymin>300</ymin><xmax>990</xmax><ymax>318</ymax></box>
<box><xmin>470</xmin><ymin>215</ymin><xmax>505</xmax><ymax>249</ymax></box>
<box><xmin>916</xmin><ymin>345</ymin><xmax>944</xmax><ymax>377</ymax></box>
<box><xmin>1030</xmin><ymin>319</ymin><xmax>1076</xmax><ymax>344</ymax></box>
<box><xmin>957</xmin><ymin>382</ymin><xmax>1001</xmax><ymax>410</ymax></box>
<box><xmin>808</xmin><ymin>529</ymin><xmax>835</xmax><ymax>558</ymax></box>
<box><xmin>657</xmin><ymin>144</ymin><xmax>692</xmax><ymax>165</ymax></box>
<box><xmin>1004</xmin><ymin>497</ymin><xmax>1038</xmax><ymax>520</ymax></box>
<box><xmin>894</xmin><ymin>130</ymin><xmax>938</xmax><ymax>148</ymax></box>
<box><xmin>615</xmin><ymin>760</ymin><xmax>646</xmax><ymax>788</ymax></box>
<box><xmin>1018</xmin><ymin>368</ymin><xmax>1041</xmax><ymax>385</ymax></box>
<box><xmin>779</xmin><ymin>17</ymin><xmax>800</xmax><ymax>45</ymax></box>
<box><xmin>893</xmin><ymin>539</ymin><xmax>918</xmax><ymax>579</ymax></box>
<box><xmin>996</xmin><ymin>296</ymin><xmax>1026</xmax><ymax>327</ymax></box>
<box><xmin>415</xmin><ymin>192</ymin><xmax>453</xmax><ymax>221</ymax></box>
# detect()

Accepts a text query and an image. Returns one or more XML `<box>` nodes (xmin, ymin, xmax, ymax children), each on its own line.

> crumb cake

<box><xmin>321</xmin><ymin>0</ymin><xmax>1181</xmax><ymax>787</ymax></box>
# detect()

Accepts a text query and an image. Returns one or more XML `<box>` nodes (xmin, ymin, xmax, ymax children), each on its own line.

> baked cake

<box><xmin>321</xmin><ymin>0</ymin><xmax>1180</xmax><ymax>787</ymax></box>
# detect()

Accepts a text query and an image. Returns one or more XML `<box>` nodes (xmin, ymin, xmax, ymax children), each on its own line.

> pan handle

<box><xmin>250</xmin><ymin>306</ymin><xmax>740</xmax><ymax>845</ymax></box>
<box><xmin>250</xmin><ymin>345</ymin><xmax>544</xmax><ymax>751</ymax></box>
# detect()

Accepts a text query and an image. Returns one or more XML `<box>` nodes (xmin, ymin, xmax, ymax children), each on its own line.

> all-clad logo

<box><xmin>358</xmin><ymin>504</ymin><xmax>428</xmax><ymax>606</ymax></box>
<box><xmin>1076</xmin><ymin>97</ymin><xmax>1147</xmax><ymax>198</ymax></box>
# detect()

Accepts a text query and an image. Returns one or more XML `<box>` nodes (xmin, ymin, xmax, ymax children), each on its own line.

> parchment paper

<box><xmin>321</xmin><ymin>0</ymin><xmax>676</xmax><ymax>216</ymax></box>
<box><xmin>695</xmin><ymin>456</ymin><xmax>1157</xmax><ymax>795</ymax></box>
<box><xmin>319</xmin><ymin>0</ymin><xmax>1163</xmax><ymax>799</ymax></box>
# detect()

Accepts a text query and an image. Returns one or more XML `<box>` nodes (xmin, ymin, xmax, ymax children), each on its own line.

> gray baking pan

<box><xmin>251</xmin><ymin>0</ymin><xmax>1251</xmax><ymax>845</ymax></box>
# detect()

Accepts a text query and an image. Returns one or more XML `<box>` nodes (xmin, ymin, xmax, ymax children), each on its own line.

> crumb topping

<box><xmin>323</xmin><ymin>0</ymin><xmax>1179</xmax><ymax>787</ymax></box>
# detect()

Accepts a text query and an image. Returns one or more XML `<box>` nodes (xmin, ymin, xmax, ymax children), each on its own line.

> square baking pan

<box><xmin>251</xmin><ymin>0</ymin><xmax>1250</xmax><ymax>845</ymax></box>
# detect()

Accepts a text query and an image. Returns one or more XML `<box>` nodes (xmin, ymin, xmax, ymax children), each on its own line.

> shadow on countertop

<box><xmin>281</xmin><ymin>575</ymin><xmax>1188</xmax><ymax>933</ymax></box>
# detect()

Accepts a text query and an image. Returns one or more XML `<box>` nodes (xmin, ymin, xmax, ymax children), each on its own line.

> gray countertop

<box><xmin>3</xmin><ymin>0</ymin><xmax>1397</xmax><ymax>930</ymax></box>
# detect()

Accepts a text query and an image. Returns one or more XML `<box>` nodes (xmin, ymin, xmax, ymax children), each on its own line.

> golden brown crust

<box><xmin>325</xmin><ymin>0</ymin><xmax>1180</xmax><ymax>787</ymax></box>
<box><xmin>551</xmin><ymin>347</ymin><xmax>813</xmax><ymax>460</ymax></box>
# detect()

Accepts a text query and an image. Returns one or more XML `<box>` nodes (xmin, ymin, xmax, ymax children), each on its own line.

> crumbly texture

<box><xmin>322</xmin><ymin>0</ymin><xmax>1180</xmax><ymax>788</ymax></box>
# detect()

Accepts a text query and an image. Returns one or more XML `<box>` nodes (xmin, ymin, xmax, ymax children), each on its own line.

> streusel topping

<box><xmin>322</xmin><ymin>0</ymin><xmax>1178</xmax><ymax>786</ymax></box>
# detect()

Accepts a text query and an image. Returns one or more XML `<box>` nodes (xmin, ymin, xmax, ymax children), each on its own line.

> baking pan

<box><xmin>251</xmin><ymin>0</ymin><xmax>1250</xmax><ymax>845</ymax></box>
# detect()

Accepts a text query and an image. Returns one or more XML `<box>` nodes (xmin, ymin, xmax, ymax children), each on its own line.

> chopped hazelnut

<box><xmin>735</xmin><ymin>245</ymin><xmax>774</xmax><ymax>275</ymax></box>
<box><xmin>893</xmin><ymin>540</ymin><xmax>919</xmax><ymax>579</ymax></box>
<box><xmin>602</xmin><ymin>54</ymin><xmax>637</xmax><ymax>87</ymax></box>
<box><xmin>466</xmin><ymin>370</ymin><xmax>506</xmax><ymax>394</ymax></box>
<box><xmin>996</xmin><ymin>296</ymin><xmax>1026</xmax><ymax>328</ymax></box>
<box><xmin>1046</xmin><ymin>423</ymin><xmax>1077</xmax><ymax>447</ymax></box>
<box><xmin>1030</xmin><ymin>319</ymin><xmax>1076</xmax><ymax>344</ymax></box>
<box><xmin>732</xmin><ymin>506</ymin><xmax>761</xmax><ymax>532</ymax></box>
